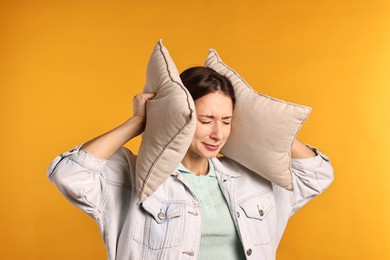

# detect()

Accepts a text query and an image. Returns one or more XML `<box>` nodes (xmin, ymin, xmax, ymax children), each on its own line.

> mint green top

<box><xmin>177</xmin><ymin>160</ymin><xmax>246</xmax><ymax>260</ymax></box>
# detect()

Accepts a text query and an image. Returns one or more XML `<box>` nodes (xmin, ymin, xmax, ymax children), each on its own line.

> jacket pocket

<box><xmin>133</xmin><ymin>196</ymin><xmax>185</xmax><ymax>250</ymax></box>
<box><xmin>238</xmin><ymin>191</ymin><xmax>276</xmax><ymax>245</ymax></box>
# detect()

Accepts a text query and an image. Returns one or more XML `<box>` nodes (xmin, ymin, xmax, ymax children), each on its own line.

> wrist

<box><xmin>125</xmin><ymin>116</ymin><xmax>146</xmax><ymax>136</ymax></box>
<box><xmin>129</xmin><ymin>115</ymin><xmax>145</xmax><ymax>124</ymax></box>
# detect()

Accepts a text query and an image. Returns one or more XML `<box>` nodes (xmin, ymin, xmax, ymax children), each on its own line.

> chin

<box><xmin>200</xmin><ymin>150</ymin><xmax>221</xmax><ymax>159</ymax></box>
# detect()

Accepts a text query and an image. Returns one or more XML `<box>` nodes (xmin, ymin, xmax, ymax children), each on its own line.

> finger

<box><xmin>142</xmin><ymin>93</ymin><xmax>156</xmax><ymax>100</ymax></box>
<box><xmin>133</xmin><ymin>93</ymin><xmax>142</xmax><ymax>100</ymax></box>
<box><xmin>133</xmin><ymin>93</ymin><xmax>155</xmax><ymax>101</ymax></box>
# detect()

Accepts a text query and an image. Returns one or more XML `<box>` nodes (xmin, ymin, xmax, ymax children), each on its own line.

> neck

<box><xmin>181</xmin><ymin>153</ymin><xmax>209</xmax><ymax>176</ymax></box>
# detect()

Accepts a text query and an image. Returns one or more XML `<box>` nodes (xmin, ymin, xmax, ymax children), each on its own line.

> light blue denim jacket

<box><xmin>48</xmin><ymin>145</ymin><xmax>333</xmax><ymax>260</ymax></box>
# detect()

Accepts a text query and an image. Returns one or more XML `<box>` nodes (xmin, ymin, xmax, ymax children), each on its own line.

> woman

<box><xmin>48</xmin><ymin>67</ymin><xmax>333</xmax><ymax>260</ymax></box>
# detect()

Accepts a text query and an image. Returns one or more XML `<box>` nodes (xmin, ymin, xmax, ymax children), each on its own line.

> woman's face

<box><xmin>187</xmin><ymin>91</ymin><xmax>233</xmax><ymax>160</ymax></box>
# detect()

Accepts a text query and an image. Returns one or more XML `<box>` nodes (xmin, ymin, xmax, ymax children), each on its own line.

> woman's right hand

<box><xmin>80</xmin><ymin>92</ymin><xmax>155</xmax><ymax>159</ymax></box>
<box><xmin>132</xmin><ymin>93</ymin><xmax>156</xmax><ymax>122</ymax></box>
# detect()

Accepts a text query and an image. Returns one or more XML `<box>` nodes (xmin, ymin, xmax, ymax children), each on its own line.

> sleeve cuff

<box><xmin>291</xmin><ymin>145</ymin><xmax>330</xmax><ymax>171</ymax></box>
<box><xmin>65</xmin><ymin>145</ymin><xmax>107</xmax><ymax>172</ymax></box>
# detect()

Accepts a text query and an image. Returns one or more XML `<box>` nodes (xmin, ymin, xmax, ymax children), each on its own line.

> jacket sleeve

<box><xmin>290</xmin><ymin>147</ymin><xmax>334</xmax><ymax>213</ymax></box>
<box><xmin>273</xmin><ymin>146</ymin><xmax>334</xmax><ymax>217</ymax></box>
<box><xmin>47</xmin><ymin>145</ymin><xmax>135</xmax><ymax>219</ymax></box>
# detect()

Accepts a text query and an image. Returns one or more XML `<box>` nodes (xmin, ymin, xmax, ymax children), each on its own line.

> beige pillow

<box><xmin>205</xmin><ymin>49</ymin><xmax>311</xmax><ymax>189</ymax></box>
<box><xmin>136</xmin><ymin>40</ymin><xmax>196</xmax><ymax>202</ymax></box>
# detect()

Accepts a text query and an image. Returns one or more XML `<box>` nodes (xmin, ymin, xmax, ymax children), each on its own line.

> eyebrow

<box><xmin>198</xmin><ymin>115</ymin><xmax>233</xmax><ymax>120</ymax></box>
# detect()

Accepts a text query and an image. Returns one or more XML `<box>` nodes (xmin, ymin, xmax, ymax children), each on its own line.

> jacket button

<box><xmin>188</xmin><ymin>211</ymin><xmax>198</xmax><ymax>216</ymax></box>
<box><xmin>157</xmin><ymin>212</ymin><xmax>165</xmax><ymax>220</ymax></box>
<box><xmin>237</xmin><ymin>212</ymin><xmax>240</xmax><ymax>218</ymax></box>
<box><xmin>259</xmin><ymin>210</ymin><xmax>264</xmax><ymax>216</ymax></box>
<box><xmin>183</xmin><ymin>251</ymin><xmax>195</xmax><ymax>256</ymax></box>
<box><xmin>246</xmin><ymin>249</ymin><xmax>252</xmax><ymax>256</ymax></box>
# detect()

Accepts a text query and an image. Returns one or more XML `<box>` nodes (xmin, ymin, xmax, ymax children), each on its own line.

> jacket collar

<box><xmin>212</xmin><ymin>157</ymin><xmax>242</xmax><ymax>178</ymax></box>
<box><xmin>176</xmin><ymin>159</ymin><xmax>216</xmax><ymax>177</ymax></box>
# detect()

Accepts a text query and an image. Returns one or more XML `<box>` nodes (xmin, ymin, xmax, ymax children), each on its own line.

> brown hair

<box><xmin>180</xmin><ymin>67</ymin><xmax>236</xmax><ymax>107</ymax></box>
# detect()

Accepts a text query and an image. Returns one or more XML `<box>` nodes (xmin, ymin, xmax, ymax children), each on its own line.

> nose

<box><xmin>210</xmin><ymin>122</ymin><xmax>223</xmax><ymax>141</ymax></box>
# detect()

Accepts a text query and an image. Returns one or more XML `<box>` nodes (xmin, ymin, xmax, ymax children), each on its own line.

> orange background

<box><xmin>1</xmin><ymin>0</ymin><xmax>389</xmax><ymax>259</ymax></box>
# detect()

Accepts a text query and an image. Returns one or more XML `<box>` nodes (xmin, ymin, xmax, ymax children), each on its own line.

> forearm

<box><xmin>81</xmin><ymin>116</ymin><xmax>144</xmax><ymax>159</ymax></box>
<box><xmin>291</xmin><ymin>139</ymin><xmax>316</xmax><ymax>159</ymax></box>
